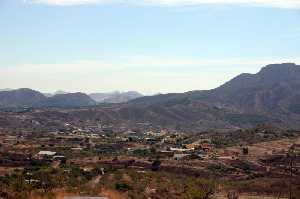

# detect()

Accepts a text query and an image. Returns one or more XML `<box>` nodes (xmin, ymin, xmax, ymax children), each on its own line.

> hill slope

<box><xmin>128</xmin><ymin>63</ymin><xmax>300</xmax><ymax>129</ymax></box>
<box><xmin>0</xmin><ymin>88</ymin><xmax>46</xmax><ymax>108</ymax></box>
<box><xmin>1</xmin><ymin>63</ymin><xmax>300</xmax><ymax>130</ymax></box>
<box><xmin>0</xmin><ymin>90</ymin><xmax>96</xmax><ymax>108</ymax></box>
<box><xmin>40</xmin><ymin>93</ymin><xmax>96</xmax><ymax>107</ymax></box>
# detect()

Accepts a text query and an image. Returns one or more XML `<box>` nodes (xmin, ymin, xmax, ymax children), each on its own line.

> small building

<box><xmin>170</xmin><ymin>147</ymin><xmax>193</xmax><ymax>152</ymax></box>
<box><xmin>36</xmin><ymin>151</ymin><xmax>56</xmax><ymax>160</ymax></box>
<box><xmin>145</xmin><ymin>137</ymin><xmax>159</xmax><ymax>145</ymax></box>
<box><xmin>200</xmin><ymin>143</ymin><xmax>213</xmax><ymax>152</ymax></box>
<box><xmin>185</xmin><ymin>143</ymin><xmax>199</xmax><ymax>150</ymax></box>
<box><xmin>53</xmin><ymin>155</ymin><xmax>67</xmax><ymax>163</ymax></box>
<box><xmin>174</xmin><ymin>154</ymin><xmax>190</xmax><ymax>160</ymax></box>
<box><xmin>71</xmin><ymin>147</ymin><xmax>83</xmax><ymax>151</ymax></box>
<box><xmin>37</xmin><ymin>151</ymin><xmax>56</xmax><ymax>156</ymax></box>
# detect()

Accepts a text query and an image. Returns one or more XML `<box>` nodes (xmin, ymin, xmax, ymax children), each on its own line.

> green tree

<box><xmin>184</xmin><ymin>179</ymin><xmax>216</xmax><ymax>199</ymax></box>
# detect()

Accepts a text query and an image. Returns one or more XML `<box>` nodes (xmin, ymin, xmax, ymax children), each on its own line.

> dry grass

<box><xmin>214</xmin><ymin>193</ymin><xmax>288</xmax><ymax>199</ymax></box>
<box><xmin>219</xmin><ymin>137</ymin><xmax>300</xmax><ymax>161</ymax></box>
<box><xmin>0</xmin><ymin>166</ymin><xmax>21</xmax><ymax>176</ymax></box>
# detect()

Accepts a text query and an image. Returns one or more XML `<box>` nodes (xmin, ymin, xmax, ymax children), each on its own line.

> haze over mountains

<box><xmin>1</xmin><ymin>63</ymin><xmax>300</xmax><ymax>130</ymax></box>
<box><xmin>41</xmin><ymin>90</ymin><xmax>143</xmax><ymax>104</ymax></box>
<box><xmin>0</xmin><ymin>90</ymin><xmax>143</xmax><ymax>108</ymax></box>
<box><xmin>89</xmin><ymin>91</ymin><xmax>143</xmax><ymax>103</ymax></box>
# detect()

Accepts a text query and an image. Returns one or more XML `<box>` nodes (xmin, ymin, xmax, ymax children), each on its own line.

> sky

<box><xmin>0</xmin><ymin>0</ymin><xmax>300</xmax><ymax>94</ymax></box>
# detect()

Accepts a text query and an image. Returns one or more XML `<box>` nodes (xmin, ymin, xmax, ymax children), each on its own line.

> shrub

<box><xmin>183</xmin><ymin>179</ymin><xmax>216</xmax><ymax>199</ymax></box>
<box><xmin>151</xmin><ymin>159</ymin><xmax>161</xmax><ymax>171</ymax></box>
<box><xmin>115</xmin><ymin>183</ymin><xmax>132</xmax><ymax>191</ymax></box>
<box><xmin>227</xmin><ymin>190</ymin><xmax>239</xmax><ymax>199</ymax></box>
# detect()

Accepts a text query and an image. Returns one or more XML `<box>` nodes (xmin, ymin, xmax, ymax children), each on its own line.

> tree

<box><xmin>227</xmin><ymin>190</ymin><xmax>239</xmax><ymax>199</ymax></box>
<box><xmin>184</xmin><ymin>179</ymin><xmax>216</xmax><ymax>199</ymax></box>
<box><xmin>242</xmin><ymin>147</ymin><xmax>249</xmax><ymax>155</ymax></box>
<box><xmin>115</xmin><ymin>183</ymin><xmax>132</xmax><ymax>191</ymax></box>
<box><xmin>151</xmin><ymin>159</ymin><xmax>161</xmax><ymax>171</ymax></box>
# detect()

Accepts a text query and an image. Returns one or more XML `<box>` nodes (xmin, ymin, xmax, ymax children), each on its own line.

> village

<box><xmin>1</xmin><ymin>119</ymin><xmax>300</xmax><ymax>199</ymax></box>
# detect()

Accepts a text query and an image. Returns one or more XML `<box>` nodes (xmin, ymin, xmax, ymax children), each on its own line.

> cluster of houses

<box><xmin>44</xmin><ymin>128</ymin><xmax>216</xmax><ymax>161</ymax></box>
<box><xmin>0</xmin><ymin>126</ymin><xmax>218</xmax><ymax>174</ymax></box>
<box><xmin>115</xmin><ymin>130</ymin><xmax>215</xmax><ymax>160</ymax></box>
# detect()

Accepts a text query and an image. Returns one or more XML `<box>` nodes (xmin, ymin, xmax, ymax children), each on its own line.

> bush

<box><xmin>227</xmin><ymin>190</ymin><xmax>239</xmax><ymax>199</ymax></box>
<box><xmin>115</xmin><ymin>183</ymin><xmax>132</xmax><ymax>191</ymax></box>
<box><xmin>242</xmin><ymin>147</ymin><xmax>249</xmax><ymax>155</ymax></box>
<box><xmin>151</xmin><ymin>159</ymin><xmax>161</xmax><ymax>171</ymax></box>
<box><xmin>183</xmin><ymin>179</ymin><xmax>216</xmax><ymax>199</ymax></box>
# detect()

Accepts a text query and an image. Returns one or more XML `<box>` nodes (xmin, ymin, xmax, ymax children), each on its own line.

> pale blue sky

<box><xmin>1</xmin><ymin>0</ymin><xmax>300</xmax><ymax>94</ymax></box>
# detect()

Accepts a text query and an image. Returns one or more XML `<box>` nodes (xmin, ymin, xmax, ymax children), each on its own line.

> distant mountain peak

<box><xmin>127</xmin><ymin>63</ymin><xmax>300</xmax><ymax>130</ymax></box>
<box><xmin>42</xmin><ymin>92</ymin><xmax>96</xmax><ymax>107</ymax></box>
<box><xmin>54</xmin><ymin>90</ymin><xmax>69</xmax><ymax>95</ymax></box>
<box><xmin>261</xmin><ymin>62</ymin><xmax>297</xmax><ymax>69</ymax></box>
<box><xmin>89</xmin><ymin>91</ymin><xmax>143</xmax><ymax>103</ymax></box>
<box><xmin>0</xmin><ymin>88</ymin><xmax>12</xmax><ymax>92</ymax></box>
<box><xmin>259</xmin><ymin>63</ymin><xmax>300</xmax><ymax>74</ymax></box>
<box><xmin>0</xmin><ymin>89</ymin><xmax>96</xmax><ymax>108</ymax></box>
<box><xmin>0</xmin><ymin>88</ymin><xmax>46</xmax><ymax>108</ymax></box>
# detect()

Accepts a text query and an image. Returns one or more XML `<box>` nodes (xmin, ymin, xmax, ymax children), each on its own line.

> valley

<box><xmin>1</xmin><ymin>63</ymin><xmax>300</xmax><ymax>199</ymax></box>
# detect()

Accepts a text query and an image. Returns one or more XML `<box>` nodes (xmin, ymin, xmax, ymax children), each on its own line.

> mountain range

<box><xmin>0</xmin><ymin>90</ymin><xmax>143</xmax><ymax>108</ymax></box>
<box><xmin>0</xmin><ymin>89</ymin><xmax>96</xmax><ymax>108</ymax></box>
<box><xmin>124</xmin><ymin>63</ymin><xmax>300</xmax><ymax>130</ymax></box>
<box><xmin>89</xmin><ymin>91</ymin><xmax>143</xmax><ymax>103</ymax></box>
<box><xmin>1</xmin><ymin>63</ymin><xmax>300</xmax><ymax>130</ymax></box>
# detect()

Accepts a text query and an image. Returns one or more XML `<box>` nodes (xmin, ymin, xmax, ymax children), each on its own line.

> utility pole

<box><xmin>287</xmin><ymin>144</ymin><xmax>297</xmax><ymax>199</ymax></box>
<box><xmin>289</xmin><ymin>153</ymin><xmax>293</xmax><ymax>199</ymax></box>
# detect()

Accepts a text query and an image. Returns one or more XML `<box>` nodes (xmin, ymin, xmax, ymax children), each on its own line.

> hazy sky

<box><xmin>1</xmin><ymin>0</ymin><xmax>300</xmax><ymax>94</ymax></box>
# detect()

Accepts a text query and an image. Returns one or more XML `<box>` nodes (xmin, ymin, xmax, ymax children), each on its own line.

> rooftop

<box><xmin>37</xmin><ymin>151</ymin><xmax>56</xmax><ymax>156</ymax></box>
